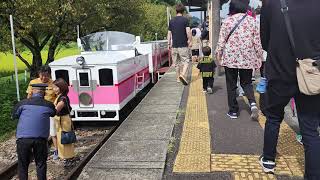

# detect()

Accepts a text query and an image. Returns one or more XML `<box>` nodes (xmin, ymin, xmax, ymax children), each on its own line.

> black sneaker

<box><xmin>259</xmin><ymin>155</ymin><xmax>275</xmax><ymax>174</ymax></box>
<box><xmin>227</xmin><ymin>112</ymin><xmax>238</xmax><ymax>119</ymax></box>
<box><xmin>179</xmin><ymin>76</ymin><xmax>188</xmax><ymax>86</ymax></box>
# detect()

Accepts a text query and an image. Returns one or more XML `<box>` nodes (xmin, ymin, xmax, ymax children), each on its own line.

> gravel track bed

<box><xmin>0</xmin><ymin>137</ymin><xmax>17</xmax><ymax>172</ymax></box>
<box><xmin>0</xmin><ymin>127</ymin><xmax>111</xmax><ymax>180</ymax></box>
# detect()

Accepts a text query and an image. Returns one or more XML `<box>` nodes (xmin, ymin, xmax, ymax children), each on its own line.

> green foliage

<box><xmin>0</xmin><ymin>1</ymin><xmax>173</xmax><ymax>77</ymax></box>
<box><xmin>190</xmin><ymin>16</ymin><xmax>201</xmax><ymax>27</ymax></box>
<box><xmin>0</xmin><ymin>44</ymin><xmax>79</xmax><ymax>73</ymax></box>
<box><xmin>137</xmin><ymin>2</ymin><xmax>169</xmax><ymax>41</ymax></box>
<box><xmin>0</xmin><ymin>1</ymin><xmax>146</xmax><ymax>77</ymax></box>
<box><xmin>0</xmin><ymin>80</ymin><xmax>28</xmax><ymax>140</ymax></box>
<box><xmin>150</xmin><ymin>0</ymin><xmax>178</xmax><ymax>5</ymax></box>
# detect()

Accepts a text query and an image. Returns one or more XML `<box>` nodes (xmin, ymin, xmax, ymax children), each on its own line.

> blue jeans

<box><xmin>263</xmin><ymin>82</ymin><xmax>320</xmax><ymax>179</ymax></box>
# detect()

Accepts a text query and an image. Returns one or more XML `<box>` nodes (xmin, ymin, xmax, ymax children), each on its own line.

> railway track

<box><xmin>0</xmin><ymin>126</ymin><xmax>115</xmax><ymax>180</ymax></box>
<box><xmin>0</xmin><ymin>84</ymin><xmax>153</xmax><ymax>180</ymax></box>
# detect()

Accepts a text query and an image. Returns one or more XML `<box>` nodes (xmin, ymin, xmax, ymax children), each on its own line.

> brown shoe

<box><xmin>179</xmin><ymin>76</ymin><xmax>188</xmax><ymax>86</ymax></box>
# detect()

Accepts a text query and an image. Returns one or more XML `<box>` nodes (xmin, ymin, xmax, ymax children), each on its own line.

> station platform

<box><xmin>79</xmin><ymin>65</ymin><xmax>305</xmax><ymax>180</ymax></box>
<box><xmin>78</xmin><ymin>68</ymin><xmax>184</xmax><ymax>180</ymax></box>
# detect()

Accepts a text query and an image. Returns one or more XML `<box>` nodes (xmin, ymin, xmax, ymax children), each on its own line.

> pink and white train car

<box><xmin>49</xmin><ymin>31</ymin><xmax>168</xmax><ymax>121</ymax></box>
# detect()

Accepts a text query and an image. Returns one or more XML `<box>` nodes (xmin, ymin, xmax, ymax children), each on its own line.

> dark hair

<box><xmin>255</xmin><ymin>7</ymin><xmax>261</xmax><ymax>15</ymax></box>
<box><xmin>192</xmin><ymin>29</ymin><xmax>197</xmax><ymax>36</ymax></box>
<box><xmin>202</xmin><ymin>46</ymin><xmax>211</xmax><ymax>56</ymax></box>
<box><xmin>229</xmin><ymin>0</ymin><xmax>249</xmax><ymax>15</ymax></box>
<box><xmin>176</xmin><ymin>3</ymin><xmax>185</xmax><ymax>14</ymax></box>
<box><xmin>39</xmin><ymin>65</ymin><xmax>51</xmax><ymax>75</ymax></box>
<box><xmin>53</xmin><ymin>78</ymin><xmax>69</xmax><ymax>95</ymax></box>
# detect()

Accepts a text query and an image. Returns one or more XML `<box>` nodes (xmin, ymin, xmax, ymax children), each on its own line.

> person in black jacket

<box><xmin>197</xmin><ymin>46</ymin><xmax>216</xmax><ymax>94</ymax></box>
<box><xmin>13</xmin><ymin>84</ymin><xmax>56</xmax><ymax>180</ymax></box>
<box><xmin>259</xmin><ymin>0</ymin><xmax>320</xmax><ymax>178</ymax></box>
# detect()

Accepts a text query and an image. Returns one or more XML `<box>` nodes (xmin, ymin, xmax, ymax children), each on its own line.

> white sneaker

<box><xmin>207</xmin><ymin>87</ymin><xmax>213</xmax><ymax>94</ymax></box>
<box><xmin>250</xmin><ymin>103</ymin><xmax>259</xmax><ymax>121</ymax></box>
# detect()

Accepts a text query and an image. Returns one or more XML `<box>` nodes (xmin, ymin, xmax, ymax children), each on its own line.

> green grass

<box><xmin>0</xmin><ymin>71</ymin><xmax>30</xmax><ymax>84</ymax></box>
<box><xmin>0</xmin><ymin>131</ymin><xmax>15</xmax><ymax>143</ymax></box>
<box><xmin>0</xmin><ymin>44</ymin><xmax>80</xmax><ymax>141</ymax></box>
<box><xmin>0</xmin><ymin>44</ymin><xmax>80</xmax><ymax>73</ymax></box>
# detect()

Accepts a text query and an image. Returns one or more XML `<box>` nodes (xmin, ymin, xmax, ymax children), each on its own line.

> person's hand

<box><xmin>215</xmin><ymin>53</ymin><xmax>222</xmax><ymax>65</ymax></box>
<box><xmin>187</xmin><ymin>40</ymin><xmax>192</xmax><ymax>48</ymax></box>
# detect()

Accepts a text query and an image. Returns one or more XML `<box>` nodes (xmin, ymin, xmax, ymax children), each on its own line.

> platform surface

<box><xmin>167</xmin><ymin>66</ymin><xmax>304</xmax><ymax>180</ymax></box>
<box><xmin>79</xmin><ymin>65</ymin><xmax>305</xmax><ymax>180</ymax></box>
<box><xmin>78</xmin><ymin>68</ymin><xmax>184</xmax><ymax>180</ymax></box>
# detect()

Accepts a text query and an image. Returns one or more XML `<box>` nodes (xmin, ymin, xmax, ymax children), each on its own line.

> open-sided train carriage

<box><xmin>49</xmin><ymin>31</ymin><xmax>168</xmax><ymax>121</ymax></box>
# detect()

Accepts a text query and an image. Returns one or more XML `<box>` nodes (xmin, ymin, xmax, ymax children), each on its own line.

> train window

<box><xmin>79</xmin><ymin>72</ymin><xmax>90</xmax><ymax>87</ymax></box>
<box><xmin>99</xmin><ymin>69</ymin><xmax>113</xmax><ymax>86</ymax></box>
<box><xmin>55</xmin><ymin>70</ymin><xmax>69</xmax><ymax>85</ymax></box>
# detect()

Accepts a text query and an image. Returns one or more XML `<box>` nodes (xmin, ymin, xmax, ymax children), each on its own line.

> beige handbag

<box><xmin>280</xmin><ymin>0</ymin><xmax>320</xmax><ymax>95</ymax></box>
<box><xmin>296</xmin><ymin>59</ymin><xmax>320</xmax><ymax>95</ymax></box>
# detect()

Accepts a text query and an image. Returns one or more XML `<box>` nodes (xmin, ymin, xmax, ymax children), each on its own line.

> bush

<box><xmin>0</xmin><ymin>81</ymin><xmax>28</xmax><ymax>141</ymax></box>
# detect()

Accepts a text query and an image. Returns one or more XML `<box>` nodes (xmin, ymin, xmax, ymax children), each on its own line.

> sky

<box><xmin>189</xmin><ymin>0</ymin><xmax>262</xmax><ymax>21</ymax></box>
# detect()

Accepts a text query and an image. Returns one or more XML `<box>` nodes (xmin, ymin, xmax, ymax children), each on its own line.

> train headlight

<box><xmin>79</xmin><ymin>92</ymin><xmax>92</xmax><ymax>105</ymax></box>
<box><xmin>100</xmin><ymin>110</ymin><xmax>106</xmax><ymax>116</ymax></box>
<box><xmin>76</xmin><ymin>56</ymin><xmax>85</xmax><ymax>66</ymax></box>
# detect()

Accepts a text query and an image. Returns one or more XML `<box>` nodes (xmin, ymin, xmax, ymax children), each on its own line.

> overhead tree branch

<box><xmin>40</xmin><ymin>34</ymin><xmax>52</xmax><ymax>50</ymax></box>
<box><xmin>30</xmin><ymin>32</ymin><xmax>40</xmax><ymax>49</ymax></box>
<box><xmin>15</xmin><ymin>49</ymin><xmax>31</xmax><ymax>69</ymax></box>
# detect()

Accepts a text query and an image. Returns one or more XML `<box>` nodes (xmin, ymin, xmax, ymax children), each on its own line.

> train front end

<box><xmin>49</xmin><ymin>31</ymin><xmax>149</xmax><ymax>121</ymax></box>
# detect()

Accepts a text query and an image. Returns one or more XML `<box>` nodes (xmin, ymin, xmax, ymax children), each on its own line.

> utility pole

<box><xmin>209</xmin><ymin>0</ymin><xmax>222</xmax><ymax>75</ymax></box>
<box><xmin>210</xmin><ymin>0</ymin><xmax>220</xmax><ymax>51</ymax></box>
<box><xmin>10</xmin><ymin>15</ymin><xmax>20</xmax><ymax>101</ymax></box>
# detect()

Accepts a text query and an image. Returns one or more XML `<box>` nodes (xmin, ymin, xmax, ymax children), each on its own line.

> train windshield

<box><xmin>80</xmin><ymin>31</ymin><xmax>136</xmax><ymax>52</ymax></box>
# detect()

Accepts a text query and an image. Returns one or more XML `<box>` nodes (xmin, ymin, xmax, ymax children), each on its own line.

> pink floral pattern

<box><xmin>215</xmin><ymin>13</ymin><xmax>263</xmax><ymax>69</ymax></box>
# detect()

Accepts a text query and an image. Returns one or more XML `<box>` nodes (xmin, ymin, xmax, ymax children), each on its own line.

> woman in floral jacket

<box><xmin>215</xmin><ymin>0</ymin><xmax>263</xmax><ymax>120</ymax></box>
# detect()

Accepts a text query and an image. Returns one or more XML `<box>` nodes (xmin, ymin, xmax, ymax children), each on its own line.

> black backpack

<box><xmin>201</xmin><ymin>29</ymin><xmax>209</xmax><ymax>40</ymax></box>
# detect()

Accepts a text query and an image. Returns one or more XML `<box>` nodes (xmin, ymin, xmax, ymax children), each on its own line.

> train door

<box><xmin>76</xmin><ymin>68</ymin><xmax>94</xmax><ymax>108</ymax></box>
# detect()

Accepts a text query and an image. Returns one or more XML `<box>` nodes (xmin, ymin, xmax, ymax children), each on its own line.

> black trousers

<box><xmin>263</xmin><ymin>82</ymin><xmax>320</xmax><ymax>179</ymax></box>
<box><xmin>17</xmin><ymin>138</ymin><xmax>48</xmax><ymax>180</ymax></box>
<box><xmin>225</xmin><ymin>67</ymin><xmax>256</xmax><ymax>113</ymax></box>
<box><xmin>202</xmin><ymin>77</ymin><xmax>214</xmax><ymax>90</ymax></box>
<box><xmin>260</xmin><ymin>61</ymin><xmax>266</xmax><ymax>78</ymax></box>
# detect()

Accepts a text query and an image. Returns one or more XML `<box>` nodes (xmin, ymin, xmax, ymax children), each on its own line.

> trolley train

<box><xmin>49</xmin><ymin>31</ymin><xmax>168</xmax><ymax>121</ymax></box>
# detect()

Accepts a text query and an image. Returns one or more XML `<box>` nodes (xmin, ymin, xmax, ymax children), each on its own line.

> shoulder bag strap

<box><xmin>56</xmin><ymin>94</ymin><xmax>64</xmax><ymax>131</ymax></box>
<box><xmin>64</xmin><ymin>96</ymin><xmax>75</xmax><ymax>131</ymax></box>
<box><xmin>279</xmin><ymin>0</ymin><xmax>298</xmax><ymax>60</ymax></box>
<box><xmin>59</xmin><ymin>95</ymin><xmax>74</xmax><ymax>131</ymax></box>
<box><xmin>225</xmin><ymin>14</ymin><xmax>248</xmax><ymax>43</ymax></box>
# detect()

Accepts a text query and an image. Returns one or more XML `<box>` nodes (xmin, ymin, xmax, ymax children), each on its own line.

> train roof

<box><xmin>50</xmin><ymin>50</ymin><xmax>135</xmax><ymax>66</ymax></box>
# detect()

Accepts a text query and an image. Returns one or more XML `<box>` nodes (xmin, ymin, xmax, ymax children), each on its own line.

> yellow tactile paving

<box><xmin>173</xmin><ymin>66</ymin><xmax>211</xmax><ymax>172</ymax></box>
<box><xmin>211</xmin><ymin>154</ymin><xmax>291</xmax><ymax>176</ymax></box>
<box><xmin>255</xmin><ymin>93</ymin><xmax>305</xmax><ymax>177</ymax></box>
<box><xmin>173</xmin><ymin>69</ymin><xmax>305</xmax><ymax>178</ymax></box>
<box><xmin>234</xmin><ymin>172</ymin><xmax>276</xmax><ymax>180</ymax></box>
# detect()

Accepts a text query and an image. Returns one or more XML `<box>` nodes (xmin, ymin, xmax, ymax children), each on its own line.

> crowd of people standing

<box><xmin>11</xmin><ymin>0</ymin><xmax>320</xmax><ymax>179</ymax></box>
<box><xmin>168</xmin><ymin>1</ymin><xmax>320</xmax><ymax>179</ymax></box>
<box><xmin>13</xmin><ymin>65</ymin><xmax>75</xmax><ymax>180</ymax></box>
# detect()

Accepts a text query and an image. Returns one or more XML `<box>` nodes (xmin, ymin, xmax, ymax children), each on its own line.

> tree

<box><xmin>0</xmin><ymin>0</ymin><xmax>144</xmax><ymax>78</ymax></box>
<box><xmin>150</xmin><ymin>0</ymin><xmax>186</xmax><ymax>6</ymax></box>
<box><xmin>137</xmin><ymin>2</ymin><xmax>169</xmax><ymax>41</ymax></box>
